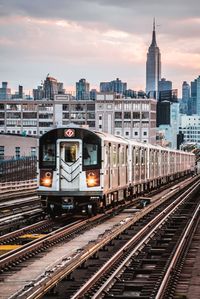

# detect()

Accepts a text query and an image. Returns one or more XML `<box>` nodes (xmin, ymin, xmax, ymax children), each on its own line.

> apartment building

<box><xmin>0</xmin><ymin>95</ymin><xmax>95</xmax><ymax>136</ymax></box>
<box><xmin>0</xmin><ymin>93</ymin><xmax>157</xmax><ymax>145</ymax></box>
<box><xmin>95</xmin><ymin>93</ymin><xmax>157</xmax><ymax>144</ymax></box>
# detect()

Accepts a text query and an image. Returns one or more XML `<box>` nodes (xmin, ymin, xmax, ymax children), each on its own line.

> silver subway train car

<box><xmin>37</xmin><ymin>127</ymin><xmax>195</xmax><ymax>216</ymax></box>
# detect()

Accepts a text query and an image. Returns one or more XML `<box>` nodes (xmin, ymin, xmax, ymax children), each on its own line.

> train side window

<box><xmin>132</xmin><ymin>147</ymin><xmax>135</xmax><ymax>165</ymax></box>
<box><xmin>113</xmin><ymin>144</ymin><xmax>117</xmax><ymax>167</ymax></box>
<box><xmin>121</xmin><ymin>146</ymin><xmax>125</xmax><ymax>166</ymax></box>
<box><xmin>141</xmin><ymin>148</ymin><xmax>144</xmax><ymax>164</ymax></box>
<box><xmin>83</xmin><ymin>143</ymin><xmax>98</xmax><ymax>166</ymax></box>
<box><xmin>135</xmin><ymin>147</ymin><xmax>139</xmax><ymax>164</ymax></box>
<box><xmin>104</xmin><ymin>145</ymin><xmax>109</xmax><ymax>167</ymax></box>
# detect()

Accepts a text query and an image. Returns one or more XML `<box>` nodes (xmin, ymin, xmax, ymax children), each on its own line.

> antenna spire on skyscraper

<box><xmin>151</xmin><ymin>17</ymin><xmax>157</xmax><ymax>47</ymax></box>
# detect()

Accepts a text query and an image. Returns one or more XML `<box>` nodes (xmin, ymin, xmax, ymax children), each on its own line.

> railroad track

<box><xmin>163</xmin><ymin>206</ymin><xmax>200</xmax><ymax>299</ymax></box>
<box><xmin>0</xmin><ymin>205</ymin><xmax>134</xmax><ymax>274</ymax></box>
<box><xmin>0</xmin><ymin>195</ymin><xmax>40</xmax><ymax>218</ymax></box>
<box><xmin>0</xmin><ymin>176</ymin><xmax>196</xmax><ymax>273</ymax></box>
<box><xmin>67</xmin><ymin>180</ymin><xmax>200</xmax><ymax>299</ymax></box>
<box><xmin>0</xmin><ymin>195</ymin><xmax>44</xmax><ymax>235</ymax></box>
<box><xmin>6</xmin><ymin>176</ymin><xmax>199</xmax><ymax>299</ymax></box>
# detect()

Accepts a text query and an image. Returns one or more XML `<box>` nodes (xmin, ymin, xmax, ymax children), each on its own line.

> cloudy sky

<box><xmin>0</xmin><ymin>0</ymin><xmax>200</xmax><ymax>95</ymax></box>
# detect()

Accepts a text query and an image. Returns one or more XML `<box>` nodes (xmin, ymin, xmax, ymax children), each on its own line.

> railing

<box><xmin>0</xmin><ymin>156</ymin><xmax>37</xmax><ymax>183</ymax></box>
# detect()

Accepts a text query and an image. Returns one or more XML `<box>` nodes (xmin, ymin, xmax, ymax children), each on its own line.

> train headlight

<box><xmin>40</xmin><ymin>170</ymin><xmax>53</xmax><ymax>187</ymax></box>
<box><xmin>86</xmin><ymin>170</ymin><xmax>100</xmax><ymax>187</ymax></box>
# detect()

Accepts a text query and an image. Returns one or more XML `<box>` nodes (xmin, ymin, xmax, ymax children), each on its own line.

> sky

<box><xmin>0</xmin><ymin>0</ymin><xmax>200</xmax><ymax>96</ymax></box>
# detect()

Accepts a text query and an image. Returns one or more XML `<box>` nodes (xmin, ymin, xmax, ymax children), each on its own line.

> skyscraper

<box><xmin>158</xmin><ymin>78</ymin><xmax>172</xmax><ymax>92</ymax></box>
<box><xmin>196</xmin><ymin>76</ymin><xmax>200</xmax><ymax>116</ymax></box>
<box><xmin>43</xmin><ymin>75</ymin><xmax>59</xmax><ymax>100</ymax></box>
<box><xmin>76</xmin><ymin>78</ymin><xmax>90</xmax><ymax>100</ymax></box>
<box><xmin>180</xmin><ymin>81</ymin><xmax>190</xmax><ymax>114</ymax></box>
<box><xmin>100</xmin><ymin>78</ymin><xmax>127</xmax><ymax>95</ymax></box>
<box><xmin>33</xmin><ymin>75</ymin><xmax>64</xmax><ymax>100</ymax></box>
<box><xmin>0</xmin><ymin>82</ymin><xmax>11</xmax><ymax>100</ymax></box>
<box><xmin>146</xmin><ymin>19</ymin><xmax>161</xmax><ymax>98</ymax></box>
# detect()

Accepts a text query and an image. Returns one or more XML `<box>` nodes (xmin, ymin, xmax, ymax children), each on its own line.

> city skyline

<box><xmin>0</xmin><ymin>0</ymin><xmax>200</xmax><ymax>95</ymax></box>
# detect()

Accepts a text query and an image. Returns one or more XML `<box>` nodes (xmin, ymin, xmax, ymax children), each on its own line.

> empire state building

<box><xmin>146</xmin><ymin>20</ymin><xmax>161</xmax><ymax>97</ymax></box>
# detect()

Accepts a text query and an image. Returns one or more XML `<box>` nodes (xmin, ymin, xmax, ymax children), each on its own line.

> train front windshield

<box><xmin>83</xmin><ymin>143</ymin><xmax>98</xmax><ymax>166</ymax></box>
<box><xmin>42</xmin><ymin>143</ymin><xmax>56</xmax><ymax>168</ymax></box>
<box><xmin>39</xmin><ymin>128</ymin><xmax>101</xmax><ymax>171</ymax></box>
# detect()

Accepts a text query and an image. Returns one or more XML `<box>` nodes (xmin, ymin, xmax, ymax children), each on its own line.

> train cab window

<box><xmin>83</xmin><ymin>143</ymin><xmax>98</xmax><ymax>166</ymax></box>
<box><xmin>42</xmin><ymin>144</ymin><xmax>56</xmax><ymax>168</ymax></box>
<box><xmin>43</xmin><ymin>144</ymin><xmax>55</xmax><ymax>162</ymax></box>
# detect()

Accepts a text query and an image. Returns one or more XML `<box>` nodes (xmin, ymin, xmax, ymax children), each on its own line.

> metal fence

<box><xmin>0</xmin><ymin>156</ymin><xmax>37</xmax><ymax>183</ymax></box>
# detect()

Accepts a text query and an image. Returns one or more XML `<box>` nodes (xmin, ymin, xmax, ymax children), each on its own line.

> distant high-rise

<box><xmin>76</xmin><ymin>78</ymin><xmax>90</xmax><ymax>100</ymax></box>
<box><xmin>0</xmin><ymin>82</ymin><xmax>11</xmax><ymax>100</ymax></box>
<box><xmin>188</xmin><ymin>77</ymin><xmax>199</xmax><ymax>115</ymax></box>
<box><xmin>146</xmin><ymin>19</ymin><xmax>161</xmax><ymax>98</ymax></box>
<box><xmin>182</xmin><ymin>81</ymin><xmax>190</xmax><ymax>100</ymax></box>
<box><xmin>158</xmin><ymin>78</ymin><xmax>172</xmax><ymax>92</ymax></box>
<box><xmin>196</xmin><ymin>76</ymin><xmax>200</xmax><ymax>116</ymax></box>
<box><xmin>100</xmin><ymin>78</ymin><xmax>127</xmax><ymax>94</ymax></box>
<box><xmin>43</xmin><ymin>75</ymin><xmax>58</xmax><ymax>100</ymax></box>
<box><xmin>180</xmin><ymin>81</ymin><xmax>190</xmax><ymax>114</ymax></box>
<box><xmin>18</xmin><ymin>85</ymin><xmax>23</xmax><ymax>99</ymax></box>
<box><xmin>33</xmin><ymin>75</ymin><xmax>64</xmax><ymax>100</ymax></box>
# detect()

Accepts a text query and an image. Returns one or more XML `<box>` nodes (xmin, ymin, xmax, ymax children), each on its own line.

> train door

<box><xmin>59</xmin><ymin>141</ymin><xmax>81</xmax><ymax>190</ymax></box>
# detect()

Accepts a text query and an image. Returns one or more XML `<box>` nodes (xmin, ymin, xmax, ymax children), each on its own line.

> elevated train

<box><xmin>37</xmin><ymin>127</ymin><xmax>195</xmax><ymax>216</ymax></box>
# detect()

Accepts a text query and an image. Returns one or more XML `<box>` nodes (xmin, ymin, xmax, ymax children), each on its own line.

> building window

<box><xmin>125</xmin><ymin>132</ymin><xmax>129</xmax><ymax>136</ymax></box>
<box><xmin>124</xmin><ymin>112</ymin><xmax>131</xmax><ymax>119</ymax></box>
<box><xmin>99</xmin><ymin>125</ymin><xmax>102</xmax><ymax>129</ymax></box>
<box><xmin>31</xmin><ymin>147</ymin><xmax>36</xmax><ymax>157</ymax></box>
<box><xmin>143</xmin><ymin>131</ymin><xmax>147</xmax><ymax>136</ymax></box>
<box><xmin>132</xmin><ymin>112</ymin><xmax>140</xmax><ymax>119</ymax></box>
<box><xmin>63</xmin><ymin>104</ymin><xmax>69</xmax><ymax>111</ymax></box>
<box><xmin>115</xmin><ymin>121</ymin><xmax>122</xmax><ymax>128</ymax></box>
<box><xmin>0</xmin><ymin>146</ymin><xmax>4</xmax><ymax>160</ymax></box>
<box><xmin>99</xmin><ymin>115</ymin><xmax>102</xmax><ymax>120</ymax></box>
<box><xmin>115</xmin><ymin>112</ymin><xmax>122</xmax><ymax>119</ymax></box>
<box><xmin>15</xmin><ymin>147</ymin><xmax>20</xmax><ymax>158</ymax></box>
<box><xmin>134</xmin><ymin>132</ymin><xmax>138</xmax><ymax>136</ymax></box>
<box><xmin>87</xmin><ymin>121</ymin><xmax>95</xmax><ymax>127</ymax></box>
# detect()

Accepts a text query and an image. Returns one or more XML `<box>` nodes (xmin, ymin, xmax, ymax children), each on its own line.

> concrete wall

<box><xmin>0</xmin><ymin>134</ymin><xmax>38</xmax><ymax>158</ymax></box>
